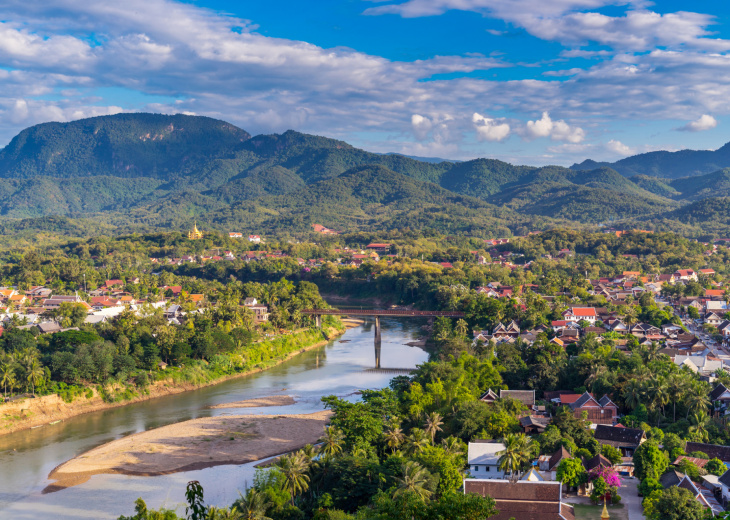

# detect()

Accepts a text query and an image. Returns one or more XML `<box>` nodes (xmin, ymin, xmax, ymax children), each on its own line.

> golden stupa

<box><xmin>188</xmin><ymin>222</ymin><xmax>204</xmax><ymax>240</ymax></box>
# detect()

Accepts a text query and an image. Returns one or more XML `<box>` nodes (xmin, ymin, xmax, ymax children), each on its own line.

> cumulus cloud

<box><xmin>678</xmin><ymin>114</ymin><xmax>718</xmax><ymax>132</ymax></box>
<box><xmin>524</xmin><ymin>112</ymin><xmax>585</xmax><ymax>143</ymax></box>
<box><xmin>472</xmin><ymin>112</ymin><xmax>510</xmax><ymax>141</ymax></box>
<box><xmin>411</xmin><ymin>114</ymin><xmax>434</xmax><ymax>140</ymax></box>
<box><xmin>606</xmin><ymin>139</ymin><xmax>634</xmax><ymax>156</ymax></box>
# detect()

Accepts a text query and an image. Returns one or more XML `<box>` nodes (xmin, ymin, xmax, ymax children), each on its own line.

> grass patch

<box><xmin>573</xmin><ymin>503</ymin><xmax>629</xmax><ymax>520</ymax></box>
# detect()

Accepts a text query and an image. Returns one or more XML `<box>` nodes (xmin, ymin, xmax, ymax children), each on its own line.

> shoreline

<box><xmin>0</xmin><ymin>319</ymin><xmax>364</xmax><ymax>437</ymax></box>
<box><xmin>44</xmin><ymin>410</ymin><xmax>333</xmax><ymax>493</ymax></box>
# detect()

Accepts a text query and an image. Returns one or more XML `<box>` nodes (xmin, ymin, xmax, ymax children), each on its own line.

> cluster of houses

<box><xmin>0</xmin><ymin>281</ymin><xmax>270</xmax><ymax>335</ymax></box>
<box><xmin>465</xmin><ymin>426</ymin><xmax>730</xmax><ymax>516</ymax></box>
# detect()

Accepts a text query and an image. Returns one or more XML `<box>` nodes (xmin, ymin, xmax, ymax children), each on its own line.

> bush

<box><xmin>134</xmin><ymin>372</ymin><xmax>150</xmax><ymax>389</ymax></box>
<box><xmin>639</xmin><ymin>478</ymin><xmax>662</xmax><ymax>497</ymax></box>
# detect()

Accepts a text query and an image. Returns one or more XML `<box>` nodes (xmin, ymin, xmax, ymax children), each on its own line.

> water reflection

<box><xmin>0</xmin><ymin>318</ymin><xmax>429</xmax><ymax>519</ymax></box>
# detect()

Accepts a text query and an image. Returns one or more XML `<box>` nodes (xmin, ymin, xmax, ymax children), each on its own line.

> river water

<box><xmin>0</xmin><ymin>318</ymin><xmax>429</xmax><ymax>519</ymax></box>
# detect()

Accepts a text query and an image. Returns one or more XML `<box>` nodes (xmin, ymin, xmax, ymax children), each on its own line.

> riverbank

<box><xmin>44</xmin><ymin>410</ymin><xmax>332</xmax><ymax>493</ymax></box>
<box><xmin>0</xmin><ymin>320</ymin><xmax>362</xmax><ymax>437</ymax></box>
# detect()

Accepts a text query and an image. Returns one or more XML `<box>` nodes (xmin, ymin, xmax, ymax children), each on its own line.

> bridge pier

<box><xmin>315</xmin><ymin>315</ymin><xmax>322</xmax><ymax>328</ymax></box>
<box><xmin>374</xmin><ymin>316</ymin><xmax>381</xmax><ymax>369</ymax></box>
<box><xmin>374</xmin><ymin>337</ymin><xmax>381</xmax><ymax>369</ymax></box>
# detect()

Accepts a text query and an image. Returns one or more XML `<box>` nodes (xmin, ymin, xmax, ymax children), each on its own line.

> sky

<box><xmin>2</xmin><ymin>1</ymin><xmax>730</xmax><ymax>165</ymax></box>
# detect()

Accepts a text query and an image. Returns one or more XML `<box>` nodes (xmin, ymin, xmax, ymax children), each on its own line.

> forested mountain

<box><xmin>2</xmin><ymin>113</ymin><xmax>730</xmax><ymax>239</ymax></box>
<box><xmin>571</xmin><ymin>142</ymin><xmax>730</xmax><ymax>179</ymax></box>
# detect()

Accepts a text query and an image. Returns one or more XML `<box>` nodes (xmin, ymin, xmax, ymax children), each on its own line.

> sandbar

<box><xmin>209</xmin><ymin>395</ymin><xmax>296</xmax><ymax>409</ymax></box>
<box><xmin>45</xmin><ymin>410</ymin><xmax>331</xmax><ymax>493</ymax></box>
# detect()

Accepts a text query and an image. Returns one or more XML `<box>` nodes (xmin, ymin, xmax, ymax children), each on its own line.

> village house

<box><xmin>538</xmin><ymin>446</ymin><xmax>572</xmax><ymax>481</ymax></box>
<box><xmin>562</xmin><ymin>307</ymin><xmax>597</xmax><ymax>324</ymax></box>
<box><xmin>500</xmin><ymin>389</ymin><xmax>535</xmax><ymax>407</ymax></box>
<box><xmin>463</xmin><ymin>479</ymin><xmax>575</xmax><ymax>520</ymax></box>
<box><xmin>467</xmin><ymin>441</ymin><xmax>505</xmax><ymax>479</ymax></box>
<box><xmin>594</xmin><ymin>424</ymin><xmax>646</xmax><ymax>456</ymax></box>
<box><xmin>248</xmin><ymin>235</ymin><xmax>261</xmax><ymax>243</ymax></box>
<box><xmin>559</xmin><ymin>392</ymin><xmax>619</xmax><ymax>425</ymax></box>
<box><xmin>228</xmin><ymin>232</ymin><xmax>243</xmax><ymax>238</ymax></box>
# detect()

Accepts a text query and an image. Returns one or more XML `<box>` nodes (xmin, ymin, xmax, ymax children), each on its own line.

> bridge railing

<box><xmin>302</xmin><ymin>308</ymin><xmax>465</xmax><ymax>317</ymax></box>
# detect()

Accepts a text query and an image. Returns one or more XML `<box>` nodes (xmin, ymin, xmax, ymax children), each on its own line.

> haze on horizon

<box><xmin>2</xmin><ymin>0</ymin><xmax>730</xmax><ymax>166</ymax></box>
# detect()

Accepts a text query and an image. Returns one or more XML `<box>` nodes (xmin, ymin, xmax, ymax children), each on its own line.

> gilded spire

<box><xmin>188</xmin><ymin>221</ymin><xmax>204</xmax><ymax>240</ymax></box>
<box><xmin>601</xmin><ymin>498</ymin><xmax>610</xmax><ymax>520</ymax></box>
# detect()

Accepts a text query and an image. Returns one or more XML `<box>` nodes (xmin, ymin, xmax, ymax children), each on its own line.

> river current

<box><xmin>0</xmin><ymin>318</ymin><xmax>429</xmax><ymax>519</ymax></box>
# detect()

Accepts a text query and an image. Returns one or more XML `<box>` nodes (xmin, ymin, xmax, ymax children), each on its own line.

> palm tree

<box><xmin>424</xmin><ymin>412</ymin><xmax>444</xmax><ymax>444</ymax></box>
<box><xmin>497</xmin><ymin>433</ymin><xmax>534</xmax><ymax>478</ymax></box>
<box><xmin>26</xmin><ymin>360</ymin><xmax>44</xmax><ymax>395</ymax></box>
<box><xmin>0</xmin><ymin>362</ymin><xmax>14</xmax><ymax>399</ymax></box>
<box><xmin>384</xmin><ymin>426</ymin><xmax>405</xmax><ymax>453</ymax></box>
<box><xmin>622</xmin><ymin>379</ymin><xmax>643</xmax><ymax>411</ymax></box>
<box><xmin>234</xmin><ymin>488</ymin><xmax>272</xmax><ymax>520</ymax></box>
<box><xmin>666</xmin><ymin>375</ymin><xmax>687</xmax><ymax>422</ymax></box>
<box><xmin>206</xmin><ymin>506</ymin><xmax>243</xmax><ymax>519</ymax></box>
<box><xmin>393</xmin><ymin>461</ymin><xmax>433</xmax><ymax>501</ymax></box>
<box><xmin>441</xmin><ymin>436</ymin><xmax>465</xmax><ymax>456</ymax></box>
<box><xmin>647</xmin><ymin>377</ymin><xmax>669</xmax><ymax>422</ymax></box>
<box><xmin>275</xmin><ymin>453</ymin><xmax>310</xmax><ymax>505</ymax></box>
<box><xmin>406</xmin><ymin>428</ymin><xmax>430</xmax><ymax>455</ymax></box>
<box><xmin>689</xmin><ymin>413</ymin><xmax>711</xmax><ymax>442</ymax></box>
<box><xmin>454</xmin><ymin>319</ymin><xmax>469</xmax><ymax>338</ymax></box>
<box><xmin>319</xmin><ymin>426</ymin><xmax>344</xmax><ymax>458</ymax></box>
<box><xmin>686</xmin><ymin>391</ymin><xmax>711</xmax><ymax>419</ymax></box>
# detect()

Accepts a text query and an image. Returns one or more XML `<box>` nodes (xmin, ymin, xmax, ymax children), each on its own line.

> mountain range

<box><xmin>1</xmin><ymin>113</ymin><xmax>730</xmax><ymax>240</ymax></box>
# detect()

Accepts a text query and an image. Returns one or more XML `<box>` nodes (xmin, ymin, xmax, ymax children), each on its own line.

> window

<box><xmin>486</xmin><ymin>466</ymin><xmax>490</xmax><ymax>472</ymax></box>
<box><xmin>473</xmin><ymin>466</ymin><xmax>479</xmax><ymax>471</ymax></box>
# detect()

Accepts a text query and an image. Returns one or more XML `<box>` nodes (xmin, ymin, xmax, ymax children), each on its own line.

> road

<box><xmin>621</xmin><ymin>478</ymin><xmax>645</xmax><ymax>520</ymax></box>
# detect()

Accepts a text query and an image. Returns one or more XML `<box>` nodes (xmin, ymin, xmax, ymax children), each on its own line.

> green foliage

<box><xmin>643</xmin><ymin>486</ymin><xmax>707</xmax><ymax>520</ymax></box>
<box><xmin>556</xmin><ymin>458</ymin><xmax>587</xmax><ymax>488</ymax></box>
<box><xmin>633</xmin><ymin>441</ymin><xmax>669</xmax><ymax>481</ymax></box>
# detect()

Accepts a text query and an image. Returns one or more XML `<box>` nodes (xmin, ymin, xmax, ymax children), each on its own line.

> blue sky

<box><xmin>2</xmin><ymin>1</ymin><xmax>730</xmax><ymax>165</ymax></box>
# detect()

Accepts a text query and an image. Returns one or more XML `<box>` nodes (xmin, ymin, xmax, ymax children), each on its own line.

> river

<box><xmin>0</xmin><ymin>318</ymin><xmax>429</xmax><ymax>519</ymax></box>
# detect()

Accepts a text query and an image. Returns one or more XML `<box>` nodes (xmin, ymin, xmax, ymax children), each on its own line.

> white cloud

<box><xmin>365</xmin><ymin>2</ymin><xmax>730</xmax><ymax>52</ymax></box>
<box><xmin>524</xmin><ymin>112</ymin><xmax>585</xmax><ymax>143</ymax></box>
<box><xmin>678</xmin><ymin>114</ymin><xmax>718</xmax><ymax>132</ymax></box>
<box><xmin>472</xmin><ymin>112</ymin><xmax>510</xmax><ymax>141</ymax></box>
<box><xmin>411</xmin><ymin>114</ymin><xmax>433</xmax><ymax>140</ymax></box>
<box><xmin>606</xmin><ymin>139</ymin><xmax>634</xmax><ymax>156</ymax></box>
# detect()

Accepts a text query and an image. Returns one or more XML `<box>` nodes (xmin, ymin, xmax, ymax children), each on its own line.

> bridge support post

<box><xmin>315</xmin><ymin>315</ymin><xmax>322</xmax><ymax>328</ymax></box>
<box><xmin>374</xmin><ymin>316</ymin><xmax>381</xmax><ymax>369</ymax></box>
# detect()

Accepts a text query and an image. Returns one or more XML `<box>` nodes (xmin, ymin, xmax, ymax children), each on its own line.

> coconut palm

<box><xmin>689</xmin><ymin>413</ymin><xmax>711</xmax><ymax>442</ymax></box>
<box><xmin>647</xmin><ymin>377</ymin><xmax>670</xmax><ymax>421</ymax></box>
<box><xmin>622</xmin><ymin>379</ymin><xmax>643</xmax><ymax>410</ymax></box>
<box><xmin>497</xmin><ymin>433</ymin><xmax>534</xmax><ymax>478</ymax></box>
<box><xmin>441</xmin><ymin>436</ymin><xmax>465</xmax><ymax>456</ymax></box>
<box><xmin>424</xmin><ymin>411</ymin><xmax>444</xmax><ymax>444</ymax></box>
<box><xmin>666</xmin><ymin>375</ymin><xmax>687</xmax><ymax>422</ymax></box>
<box><xmin>26</xmin><ymin>360</ymin><xmax>44</xmax><ymax>395</ymax></box>
<box><xmin>393</xmin><ymin>461</ymin><xmax>433</xmax><ymax>501</ymax></box>
<box><xmin>0</xmin><ymin>362</ymin><xmax>14</xmax><ymax>399</ymax></box>
<box><xmin>454</xmin><ymin>319</ymin><xmax>469</xmax><ymax>338</ymax></box>
<box><xmin>686</xmin><ymin>391</ymin><xmax>711</xmax><ymax>419</ymax></box>
<box><xmin>206</xmin><ymin>506</ymin><xmax>243</xmax><ymax>519</ymax></box>
<box><xmin>275</xmin><ymin>453</ymin><xmax>310</xmax><ymax>505</ymax></box>
<box><xmin>319</xmin><ymin>426</ymin><xmax>344</xmax><ymax>459</ymax></box>
<box><xmin>384</xmin><ymin>426</ymin><xmax>405</xmax><ymax>453</ymax></box>
<box><xmin>234</xmin><ymin>488</ymin><xmax>272</xmax><ymax>520</ymax></box>
<box><xmin>406</xmin><ymin>428</ymin><xmax>430</xmax><ymax>456</ymax></box>
<box><xmin>300</xmin><ymin>444</ymin><xmax>319</xmax><ymax>462</ymax></box>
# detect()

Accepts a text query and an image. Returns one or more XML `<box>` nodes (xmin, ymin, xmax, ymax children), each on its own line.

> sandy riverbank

<box><xmin>1</xmin><ymin>323</ymin><xmax>357</xmax><ymax>437</ymax></box>
<box><xmin>210</xmin><ymin>395</ymin><xmax>296</xmax><ymax>409</ymax></box>
<box><xmin>44</xmin><ymin>410</ymin><xmax>332</xmax><ymax>493</ymax></box>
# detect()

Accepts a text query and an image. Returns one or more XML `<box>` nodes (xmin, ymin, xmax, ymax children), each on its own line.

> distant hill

<box><xmin>3</xmin><ymin>112</ymin><xmax>730</xmax><ymax>238</ymax></box>
<box><xmin>571</xmin><ymin>142</ymin><xmax>730</xmax><ymax>179</ymax></box>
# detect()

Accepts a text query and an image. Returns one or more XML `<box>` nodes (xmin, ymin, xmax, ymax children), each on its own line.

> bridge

<box><xmin>303</xmin><ymin>308</ymin><xmax>464</xmax><ymax>369</ymax></box>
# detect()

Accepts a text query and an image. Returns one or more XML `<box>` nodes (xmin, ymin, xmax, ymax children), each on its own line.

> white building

<box><xmin>467</xmin><ymin>441</ymin><xmax>505</xmax><ymax>479</ymax></box>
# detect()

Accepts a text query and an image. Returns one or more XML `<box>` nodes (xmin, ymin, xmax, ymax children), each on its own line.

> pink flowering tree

<box><xmin>589</xmin><ymin>465</ymin><xmax>622</xmax><ymax>488</ymax></box>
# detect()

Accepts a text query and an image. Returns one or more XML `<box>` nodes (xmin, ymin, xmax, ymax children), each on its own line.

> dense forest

<box><xmin>4</xmin><ymin>114</ymin><xmax>730</xmax><ymax>240</ymax></box>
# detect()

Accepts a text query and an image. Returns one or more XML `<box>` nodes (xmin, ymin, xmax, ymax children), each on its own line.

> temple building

<box><xmin>188</xmin><ymin>223</ymin><xmax>204</xmax><ymax>240</ymax></box>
